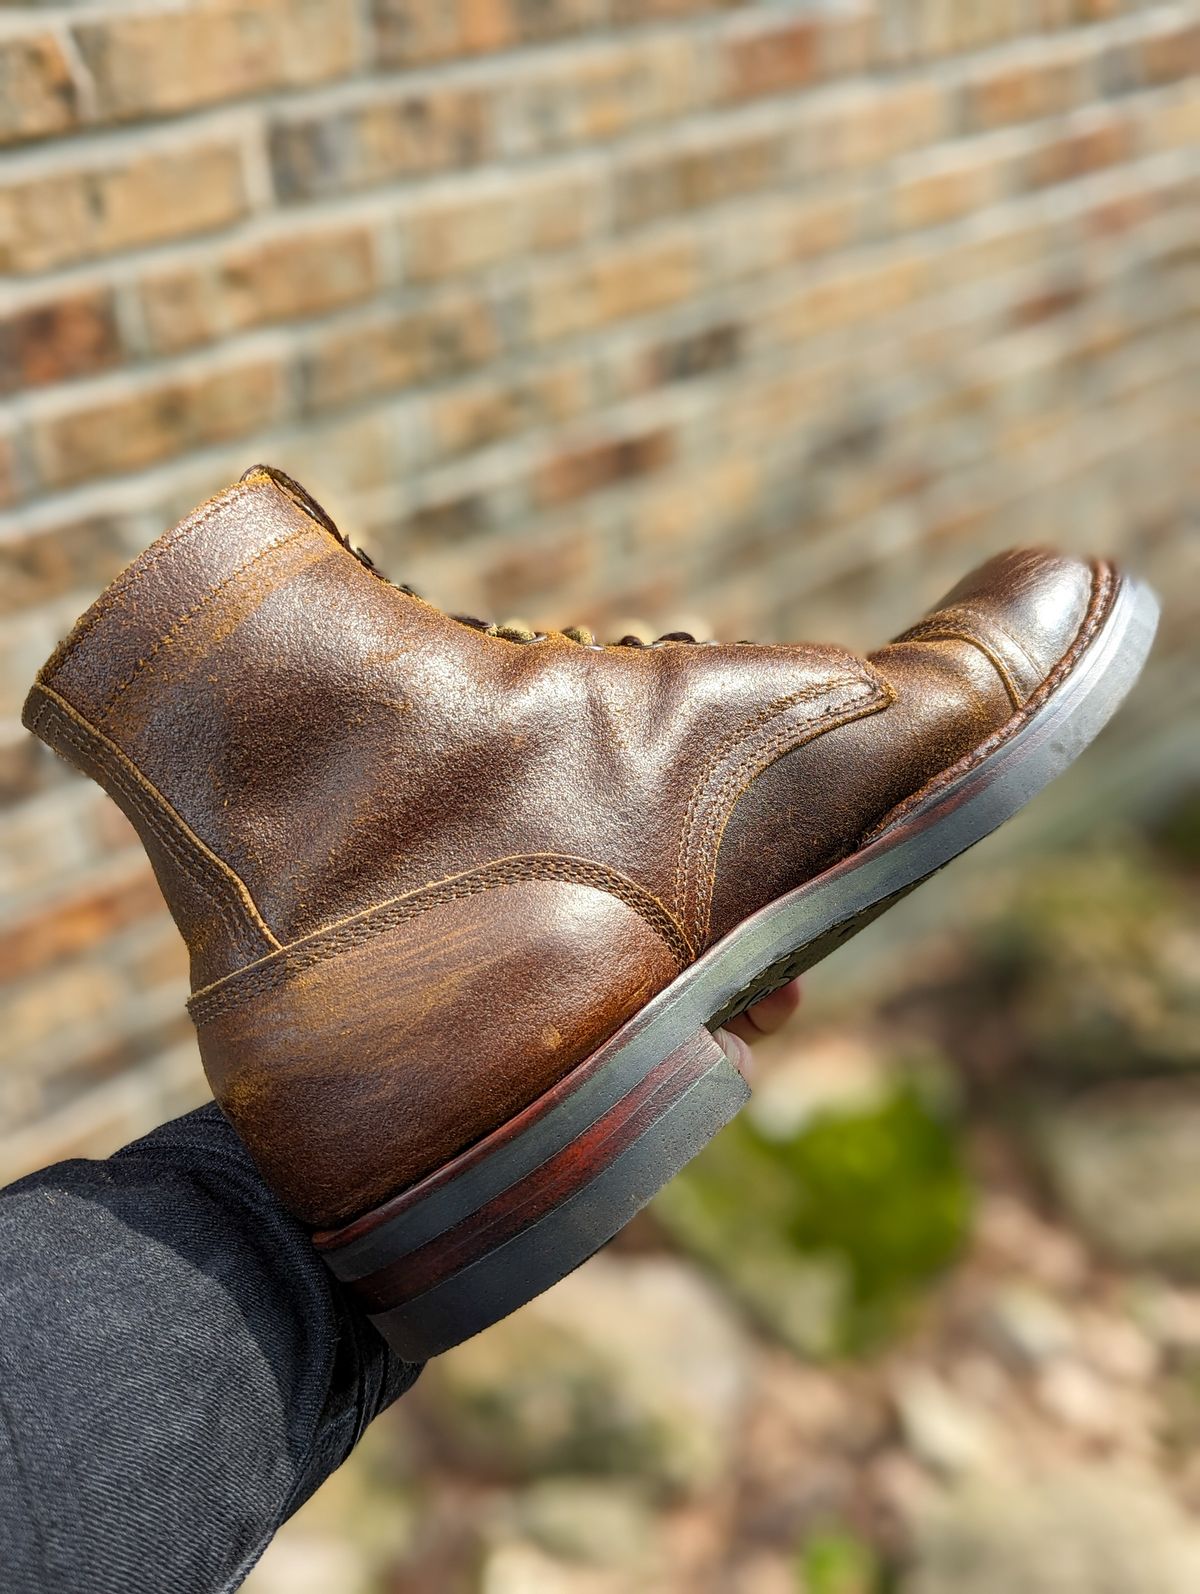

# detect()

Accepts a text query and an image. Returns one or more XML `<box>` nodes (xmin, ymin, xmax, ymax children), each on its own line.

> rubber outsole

<box><xmin>318</xmin><ymin>572</ymin><xmax>1160</xmax><ymax>1360</ymax></box>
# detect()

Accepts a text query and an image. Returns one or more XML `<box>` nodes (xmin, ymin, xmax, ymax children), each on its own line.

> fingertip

<box><xmin>715</xmin><ymin>1027</ymin><xmax>754</xmax><ymax>1081</ymax></box>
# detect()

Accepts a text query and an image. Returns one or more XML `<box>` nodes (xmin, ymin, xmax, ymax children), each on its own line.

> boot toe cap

<box><xmin>900</xmin><ymin>546</ymin><xmax>1098</xmax><ymax>707</ymax></box>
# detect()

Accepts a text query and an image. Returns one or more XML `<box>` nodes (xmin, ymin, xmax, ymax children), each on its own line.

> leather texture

<box><xmin>24</xmin><ymin>466</ymin><xmax>1108</xmax><ymax>1226</ymax></box>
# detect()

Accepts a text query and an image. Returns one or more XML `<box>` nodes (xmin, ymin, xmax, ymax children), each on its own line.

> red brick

<box><xmin>0</xmin><ymin>866</ymin><xmax>164</xmax><ymax>985</ymax></box>
<box><xmin>803</xmin><ymin>79</ymin><xmax>947</xmax><ymax>171</ymax></box>
<box><xmin>31</xmin><ymin>358</ymin><xmax>289</xmax><ymax>489</ymax></box>
<box><xmin>535</xmin><ymin>427</ymin><xmax>675</xmax><ymax>506</ymax></box>
<box><xmin>0</xmin><ymin>429</ymin><xmax>21</xmax><ymax>508</ymax></box>
<box><xmin>769</xmin><ymin>253</ymin><xmax>929</xmax><ymax>343</ymax></box>
<box><xmin>644</xmin><ymin>321</ymin><xmax>743</xmax><ymax>388</ymax></box>
<box><xmin>963</xmin><ymin>50</ymin><xmax>1085</xmax><ymax>130</ymax></box>
<box><xmin>394</xmin><ymin>493</ymin><xmax>489</xmax><ymax>548</ymax></box>
<box><xmin>529</xmin><ymin>237</ymin><xmax>699</xmax><ymax>343</ymax></box>
<box><xmin>135</xmin><ymin>266</ymin><xmax>219</xmax><ymax>356</ymax></box>
<box><xmin>138</xmin><ymin>224</ymin><xmax>377</xmax><ymax>354</ymax></box>
<box><xmin>478</xmin><ymin>528</ymin><xmax>596</xmax><ymax>615</ymax></box>
<box><xmin>372</xmin><ymin>0</ymin><xmax>459</xmax><ymax>65</ymax></box>
<box><xmin>372</xmin><ymin>0</ymin><xmax>603</xmax><ymax>65</ymax></box>
<box><xmin>725</xmin><ymin>20</ymin><xmax>820</xmax><ymax>100</ymax></box>
<box><xmin>0</xmin><ymin>514</ymin><xmax>132</xmax><ymax>617</ymax></box>
<box><xmin>0</xmin><ymin>289</ymin><xmax>121</xmax><ymax>392</ymax></box>
<box><xmin>72</xmin><ymin>0</ymin><xmax>358</xmax><ymax>121</ymax></box>
<box><xmin>892</xmin><ymin>147</ymin><xmax>1008</xmax><ymax>231</ymax></box>
<box><xmin>503</xmin><ymin>35</ymin><xmax>698</xmax><ymax>154</ymax></box>
<box><xmin>403</xmin><ymin>173</ymin><xmax>598</xmax><ymax>282</ymax></box>
<box><xmin>302</xmin><ymin>295</ymin><xmax>503</xmax><ymax>410</ymax></box>
<box><xmin>0</xmin><ymin>141</ymin><xmax>249</xmax><ymax>275</ymax></box>
<box><xmin>527</xmin><ymin>173</ymin><xmax>603</xmax><ymax>255</ymax></box>
<box><xmin>221</xmin><ymin>226</ymin><xmax>378</xmax><ymax>330</ymax></box>
<box><xmin>1149</xmin><ymin>94</ymin><xmax>1200</xmax><ymax>154</ymax></box>
<box><xmin>3</xmin><ymin>963</ymin><xmax>124</xmax><ymax>1057</ymax></box>
<box><xmin>1009</xmin><ymin>278</ymin><xmax>1088</xmax><ymax>329</ymax></box>
<box><xmin>0</xmin><ymin>31</ymin><xmax>80</xmax><ymax>145</ymax></box>
<box><xmin>404</xmin><ymin>187</ymin><xmax>518</xmax><ymax>280</ymax></box>
<box><xmin>430</xmin><ymin>364</ymin><xmax>588</xmax><ymax>458</ymax></box>
<box><xmin>460</xmin><ymin>0</ymin><xmax>516</xmax><ymax>54</ymax></box>
<box><xmin>1138</xmin><ymin>20</ymin><xmax>1200</xmax><ymax>85</ymax></box>
<box><xmin>0</xmin><ymin>734</ymin><xmax>67</xmax><ymax>807</ymax></box>
<box><xmin>615</xmin><ymin>130</ymin><xmax>783</xmax><ymax>230</ymax></box>
<box><xmin>611</xmin><ymin>0</ymin><xmax>740</xmax><ymax>17</ymax></box>
<box><xmin>269</xmin><ymin>87</ymin><xmax>490</xmax><ymax>203</ymax></box>
<box><xmin>1026</xmin><ymin>115</ymin><xmax>1134</xmax><ymax>189</ymax></box>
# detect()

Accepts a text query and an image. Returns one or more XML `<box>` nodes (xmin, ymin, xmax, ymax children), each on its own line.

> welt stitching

<box><xmin>683</xmin><ymin>679</ymin><xmax>884</xmax><ymax>938</ymax></box>
<box><xmin>47</xmin><ymin>711</ymin><xmax>259</xmax><ymax>958</ymax></box>
<box><xmin>865</xmin><ymin>560</ymin><xmax>1114</xmax><ymax>841</ymax></box>
<box><xmin>189</xmin><ymin>857</ymin><xmax>691</xmax><ymax>1026</ymax></box>
<box><xmin>698</xmin><ymin>681</ymin><xmax>893</xmax><ymax>943</ymax></box>
<box><xmin>671</xmin><ymin>679</ymin><xmax>847</xmax><ymax>916</ymax></box>
<box><xmin>95</xmin><ymin>524</ymin><xmax>312</xmax><ymax>725</ymax></box>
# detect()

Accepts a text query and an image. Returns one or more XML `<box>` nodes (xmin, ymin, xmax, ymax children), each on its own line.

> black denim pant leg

<box><xmin>0</xmin><ymin>1103</ymin><xmax>421</xmax><ymax>1594</ymax></box>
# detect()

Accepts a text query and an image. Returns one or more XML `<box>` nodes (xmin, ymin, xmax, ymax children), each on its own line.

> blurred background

<box><xmin>0</xmin><ymin>0</ymin><xmax>1197</xmax><ymax>1590</ymax></box>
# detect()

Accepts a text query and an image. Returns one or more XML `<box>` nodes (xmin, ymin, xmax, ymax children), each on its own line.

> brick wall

<box><xmin>1</xmin><ymin>0</ymin><xmax>1196</xmax><ymax>1179</ymax></box>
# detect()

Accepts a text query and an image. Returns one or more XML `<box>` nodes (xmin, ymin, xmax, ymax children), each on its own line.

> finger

<box><xmin>715</xmin><ymin>1026</ymin><xmax>754</xmax><ymax>1080</ymax></box>
<box><xmin>727</xmin><ymin>978</ymin><xmax>803</xmax><ymax>1043</ymax></box>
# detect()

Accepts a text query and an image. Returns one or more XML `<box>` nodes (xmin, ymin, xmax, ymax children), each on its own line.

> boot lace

<box><xmin>249</xmin><ymin>464</ymin><xmax>705</xmax><ymax>650</ymax></box>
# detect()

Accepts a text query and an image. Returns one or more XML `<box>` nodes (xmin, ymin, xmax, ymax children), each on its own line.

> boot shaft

<box><xmin>25</xmin><ymin>466</ymin><xmax>892</xmax><ymax>986</ymax></box>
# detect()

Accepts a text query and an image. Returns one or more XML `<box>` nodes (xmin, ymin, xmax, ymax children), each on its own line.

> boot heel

<box><xmin>314</xmin><ymin>1024</ymin><xmax>748</xmax><ymax>1359</ymax></box>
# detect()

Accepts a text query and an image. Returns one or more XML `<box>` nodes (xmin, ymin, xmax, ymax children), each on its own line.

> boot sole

<box><xmin>317</xmin><ymin>572</ymin><xmax>1159</xmax><ymax>1359</ymax></box>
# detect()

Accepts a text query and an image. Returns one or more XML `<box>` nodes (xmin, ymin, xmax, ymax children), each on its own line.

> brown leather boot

<box><xmin>24</xmin><ymin>465</ymin><xmax>1157</xmax><ymax>1357</ymax></box>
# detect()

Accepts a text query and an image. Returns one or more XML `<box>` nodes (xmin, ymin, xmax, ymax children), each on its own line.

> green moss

<box><xmin>777</xmin><ymin>1084</ymin><xmax>970</xmax><ymax>1348</ymax></box>
<box><xmin>655</xmin><ymin>1080</ymin><xmax>971</xmax><ymax>1355</ymax></box>
<box><xmin>797</xmin><ymin>1525</ymin><xmax>883</xmax><ymax>1594</ymax></box>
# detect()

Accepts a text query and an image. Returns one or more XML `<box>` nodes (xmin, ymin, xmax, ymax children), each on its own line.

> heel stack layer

<box><xmin>317</xmin><ymin>1024</ymin><xmax>747</xmax><ymax>1360</ymax></box>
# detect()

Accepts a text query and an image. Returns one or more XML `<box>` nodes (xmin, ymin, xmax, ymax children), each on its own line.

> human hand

<box><xmin>715</xmin><ymin>976</ymin><xmax>802</xmax><ymax>1081</ymax></box>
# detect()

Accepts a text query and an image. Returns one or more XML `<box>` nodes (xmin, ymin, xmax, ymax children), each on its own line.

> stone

<box><xmin>479</xmin><ymin>1540</ymin><xmax>625</xmax><ymax>1594</ymax></box>
<box><xmin>980</xmin><ymin>849</ymin><xmax>1199</xmax><ymax>1082</ymax></box>
<box><xmin>1034</xmin><ymin>1361</ymin><xmax>1119</xmax><ymax>1440</ymax></box>
<box><xmin>1079</xmin><ymin>1311</ymin><xmax>1157</xmax><ymax>1384</ymax></box>
<box><xmin>515</xmin><ymin>1477</ymin><xmax>654</xmax><ymax>1569</ymax></box>
<box><xmin>908</xmin><ymin>1465</ymin><xmax>1200</xmax><ymax>1594</ymax></box>
<box><xmin>983</xmin><ymin>1285</ymin><xmax>1076</xmax><ymax>1369</ymax></box>
<box><xmin>894</xmin><ymin>1370</ymin><xmax>999</xmax><ymax>1478</ymax></box>
<box><xmin>1036</xmin><ymin>1085</ymin><xmax>1200</xmax><ymax>1274</ymax></box>
<box><xmin>417</xmin><ymin>1254</ymin><xmax>751</xmax><ymax>1496</ymax></box>
<box><xmin>243</xmin><ymin>1536</ymin><xmax>372</xmax><ymax>1594</ymax></box>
